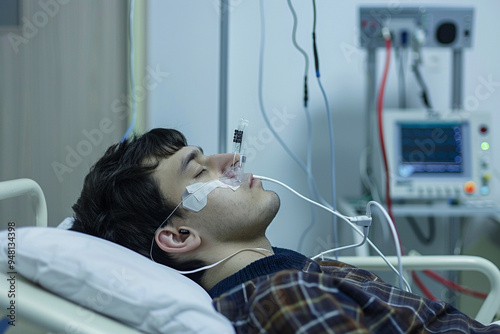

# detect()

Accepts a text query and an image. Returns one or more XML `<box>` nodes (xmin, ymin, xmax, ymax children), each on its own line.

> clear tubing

<box><xmin>297</xmin><ymin>104</ymin><xmax>318</xmax><ymax>252</ymax></box>
<box><xmin>230</xmin><ymin>118</ymin><xmax>249</xmax><ymax>183</ymax></box>
<box><xmin>121</xmin><ymin>0</ymin><xmax>137</xmax><ymax>142</ymax></box>
<box><xmin>316</xmin><ymin>75</ymin><xmax>339</xmax><ymax>256</ymax></box>
<box><xmin>232</xmin><ymin>118</ymin><xmax>249</xmax><ymax>156</ymax></box>
<box><xmin>286</xmin><ymin>0</ymin><xmax>309</xmax><ymax>84</ymax></box>
<box><xmin>286</xmin><ymin>0</ymin><xmax>339</xmax><ymax>254</ymax></box>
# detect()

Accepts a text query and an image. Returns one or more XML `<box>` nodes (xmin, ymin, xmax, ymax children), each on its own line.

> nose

<box><xmin>207</xmin><ymin>153</ymin><xmax>238</xmax><ymax>175</ymax></box>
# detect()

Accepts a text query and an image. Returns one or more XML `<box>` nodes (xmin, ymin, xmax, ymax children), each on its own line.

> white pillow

<box><xmin>0</xmin><ymin>227</ymin><xmax>234</xmax><ymax>334</ymax></box>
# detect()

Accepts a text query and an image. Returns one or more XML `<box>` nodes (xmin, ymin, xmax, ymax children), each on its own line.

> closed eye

<box><xmin>195</xmin><ymin>167</ymin><xmax>207</xmax><ymax>178</ymax></box>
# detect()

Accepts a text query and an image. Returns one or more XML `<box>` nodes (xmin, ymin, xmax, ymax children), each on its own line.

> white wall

<box><xmin>147</xmin><ymin>0</ymin><xmax>221</xmax><ymax>154</ymax></box>
<box><xmin>147</xmin><ymin>0</ymin><xmax>500</xmax><ymax>257</ymax></box>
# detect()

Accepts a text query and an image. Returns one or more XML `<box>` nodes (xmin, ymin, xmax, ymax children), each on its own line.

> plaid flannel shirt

<box><xmin>213</xmin><ymin>257</ymin><xmax>500</xmax><ymax>334</ymax></box>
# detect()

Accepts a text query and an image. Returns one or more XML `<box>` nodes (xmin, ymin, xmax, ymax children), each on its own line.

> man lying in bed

<box><xmin>71</xmin><ymin>128</ymin><xmax>500</xmax><ymax>333</ymax></box>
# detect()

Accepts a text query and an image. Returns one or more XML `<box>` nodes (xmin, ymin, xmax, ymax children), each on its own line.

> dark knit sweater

<box><xmin>208</xmin><ymin>247</ymin><xmax>310</xmax><ymax>298</ymax></box>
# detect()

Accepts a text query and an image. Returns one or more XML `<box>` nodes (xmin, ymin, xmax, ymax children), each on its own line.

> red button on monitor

<box><xmin>464</xmin><ymin>181</ymin><xmax>476</xmax><ymax>194</ymax></box>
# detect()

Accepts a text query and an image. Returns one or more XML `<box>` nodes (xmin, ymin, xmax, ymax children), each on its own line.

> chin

<box><xmin>263</xmin><ymin>191</ymin><xmax>280</xmax><ymax>223</ymax></box>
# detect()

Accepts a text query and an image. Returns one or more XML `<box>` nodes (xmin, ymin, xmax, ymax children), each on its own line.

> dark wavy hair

<box><xmin>71</xmin><ymin>128</ymin><xmax>206</xmax><ymax>283</ymax></box>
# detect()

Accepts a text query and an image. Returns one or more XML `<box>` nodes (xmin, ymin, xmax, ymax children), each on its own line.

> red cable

<box><xmin>376</xmin><ymin>31</ymin><xmax>487</xmax><ymax>302</ymax></box>
<box><xmin>423</xmin><ymin>270</ymin><xmax>488</xmax><ymax>299</ymax></box>
<box><xmin>377</xmin><ymin>35</ymin><xmax>399</xmax><ymax>244</ymax></box>
<box><xmin>412</xmin><ymin>271</ymin><xmax>438</xmax><ymax>301</ymax></box>
<box><xmin>377</xmin><ymin>34</ymin><xmax>437</xmax><ymax>301</ymax></box>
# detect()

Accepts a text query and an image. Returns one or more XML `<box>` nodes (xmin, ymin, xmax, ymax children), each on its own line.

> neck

<box><xmin>199</xmin><ymin>238</ymin><xmax>274</xmax><ymax>291</ymax></box>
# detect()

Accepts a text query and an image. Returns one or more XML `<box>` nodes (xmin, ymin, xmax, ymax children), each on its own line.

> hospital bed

<box><xmin>0</xmin><ymin>178</ymin><xmax>499</xmax><ymax>333</ymax></box>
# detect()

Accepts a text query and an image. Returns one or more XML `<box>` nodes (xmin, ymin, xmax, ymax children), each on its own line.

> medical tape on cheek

<box><xmin>181</xmin><ymin>179</ymin><xmax>240</xmax><ymax>212</ymax></box>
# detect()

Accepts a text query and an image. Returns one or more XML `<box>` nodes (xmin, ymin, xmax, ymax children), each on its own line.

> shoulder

<box><xmin>313</xmin><ymin>258</ymin><xmax>384</xmax><ymax>283</ymax></box>
<box><xmin>213</xmin><ymin>270</ymin><xmax>369</xmax><ymax>333</ymax></box>
<box><xmin>300</xmin><ymin>255</ymin><xmax>385</xmax><ymax>285</ymax></box>
<box><xmin>213</xmin><ymin>267</ymin><xmax>381</xmax><ymax>315</ymax></box>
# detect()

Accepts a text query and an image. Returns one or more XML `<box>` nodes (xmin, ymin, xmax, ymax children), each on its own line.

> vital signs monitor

<box><xmin>372</xmin><ymin>109</ymin><xmax>493</xmax><ymax>204</ymax></box>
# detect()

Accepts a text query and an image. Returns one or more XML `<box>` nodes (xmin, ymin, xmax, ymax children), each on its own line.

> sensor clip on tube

<box><xmin>221</xmin><ymin>118</ymin><xmax>250</xmax><ymax>186</ymax></box>
<box><xmin>348</xmin><ymin>215</ymin><xmax>372</xmax><ymax>228</ymax></box>
<box><xmin>231</xmin><ymin>118</ymin><xmax>249</xmax><ymax>182</ymax></box>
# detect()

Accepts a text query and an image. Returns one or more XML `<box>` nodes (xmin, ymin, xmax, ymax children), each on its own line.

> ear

<box><xmin>155</xmin><ymin>226</ymin><xmax>201</xmax><ymax>254</ymax></box>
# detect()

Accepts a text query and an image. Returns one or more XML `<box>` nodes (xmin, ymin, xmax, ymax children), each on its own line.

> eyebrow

<box><xmin>179</xmin><ymin>147</ymin><xmax>202</xmax><ymax>174</ymax></box>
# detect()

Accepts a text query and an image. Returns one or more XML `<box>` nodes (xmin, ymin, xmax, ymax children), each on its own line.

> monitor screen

<box><xmin>397</xmin><ymin>122</ymin><xmax>466</xmax><ymax>177</ymax></box>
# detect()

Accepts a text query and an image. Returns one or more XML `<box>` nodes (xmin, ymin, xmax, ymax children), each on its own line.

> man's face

<box><xmin>153</xmin><ymin>146</ymin><xmax>280</xmax><ymax>242</ymax></box>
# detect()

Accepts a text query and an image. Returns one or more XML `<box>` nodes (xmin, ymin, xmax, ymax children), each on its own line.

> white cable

<box><xmin>285</xmin><ymin>0</ymin><xmax>323</xmax><ymax>252</ymax></box>
<box><xmin>316</xmin><ymin>76</ymin><xmax>339</xmax><ymax>255</ymax></box>
<box><xmin>312</xmin><ymin>227</ymin><xmax>369</xmax><ymax>260</ymax></box>
<box><xmin>297</xmin><ymin>105</ymin><xmax>318</xmax><ymax>252</ymax></box>
<box><xmin>359</xmin><ymin>147</ymin><xmax>391</xmax><ymax>245</ymax></box>
<box><xmin>173</xmin><ymin>248</ymin><xmax>273</xmax><ymax>275</ymax></box>
<box><xmin>255</xmin><ymin>175</ymin><xmax>349</xmax><ymax>223</ymax></box>
<box><xmin>260</xmin><ymin>0</ymin><xmax>333</xmax><ymax>253</ymax></box>
<box><xmin>366</xmin><ymin>200</ymin><xmax>405</xmax><ymax>291</ymax></box>
<box><xmin>255</xmin><ymin>174</ymin><xmax>412</xmax><ymax>292</ymax></box>
<box><xmin>149</xmin><ymin>179</ymin><xmax>222</xmax><ymax>261</ymax></box>
<box><xmin>258</xmin><ymin>0</ymin><xmax>332</xmax><ymax>210</ymax></box>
